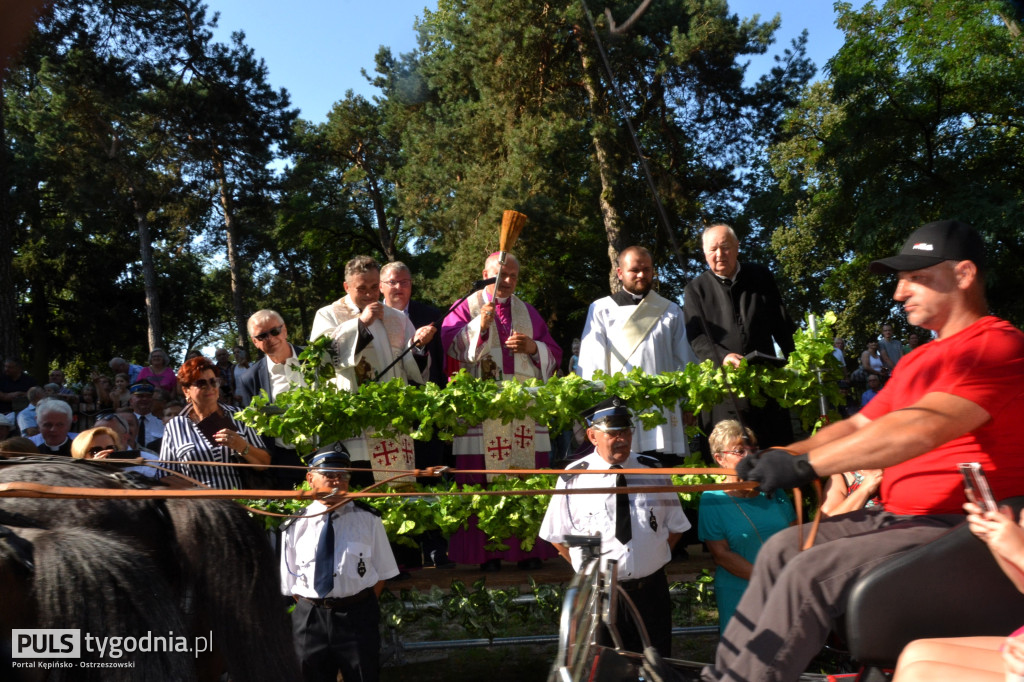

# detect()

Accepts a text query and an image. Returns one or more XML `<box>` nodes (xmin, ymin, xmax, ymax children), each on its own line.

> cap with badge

<box><xmin>129</xmin><ymin>382</ymin><xmax>155</xmax><ymax>394</ymax></box>
<box><xmin>582</xmin><ymin>396</ymin><xmax>633</xmax><ymax>432</ymax></box>
<box><xmin>869</xmin><ymin>220</ymin><xmax>986</xmax><ymax>275</ymax></box>
<box><xmin>309</xmin><ymin>442</ymin><xmax>352</xmax><ymax>470</ymax></box>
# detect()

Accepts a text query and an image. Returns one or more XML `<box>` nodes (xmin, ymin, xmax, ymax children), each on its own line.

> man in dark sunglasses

<box><xmin>237</xmin><ymin>309</ymin><xmax>307</xmax><ymax>489</ymax></box>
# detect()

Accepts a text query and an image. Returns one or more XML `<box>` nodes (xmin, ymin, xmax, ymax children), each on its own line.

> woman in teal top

<box><xmin>698</xmin><ymin>420</ymin><xmax>796</xmax><ymax>632</ymax></box>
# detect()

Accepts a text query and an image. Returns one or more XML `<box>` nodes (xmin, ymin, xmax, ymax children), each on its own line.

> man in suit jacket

<box><xmin>380</xmin><ymin>261</ymin><xmax>455</xmax><ymax>569</ymax></box>
<box><xmin>238</xmin><ymin>309</ymin><xmax>306</xmax><ymax>489</ymax></box>
<box><xmin>683</xmin><ymin>223</ymin><xmax>797</xmax><ymax>448</ymax></box>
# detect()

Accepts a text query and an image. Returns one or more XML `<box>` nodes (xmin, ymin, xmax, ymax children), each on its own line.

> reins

<box><xmin>0</xmin><ymin>456</ymin><xmax>820</xmax><ymax>544</ymax></box>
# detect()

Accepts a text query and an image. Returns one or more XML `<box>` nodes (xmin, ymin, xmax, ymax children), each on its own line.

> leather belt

<box><xmin>293</xmin><ymin>587</ymin><xmax>374</xmax><ymax>610</ymax></box>
<box><xmin>618</xmin><ymin>567</ymin><xmax>664</xmax><ymax>591</ymax></box>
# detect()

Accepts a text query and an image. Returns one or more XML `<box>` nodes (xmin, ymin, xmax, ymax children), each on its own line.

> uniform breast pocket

<box><xmin>340</xmin><ymin>542</ymin><xmax>372</xmax><ymax>578</ymax></box>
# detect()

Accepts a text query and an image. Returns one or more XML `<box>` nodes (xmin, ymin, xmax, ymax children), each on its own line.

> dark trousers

<box><xmin>599</xmin><ymin>566</ymin><xmax>673</xmax><ymax>658</ymax></box>
<box><xmin>292</xmin><ymin>596</ymin><xmax>381</xmax><ymax>682</ymax></box>
<box><xmin>701</xmin><ymin>509</ymin><xmax>962</xmax><ymax>682</ymax></box>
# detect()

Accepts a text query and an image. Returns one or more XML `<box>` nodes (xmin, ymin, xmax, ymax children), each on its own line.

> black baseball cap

<box><xmin>869</xmin><ymin>220</ymin><xmax>985</xmax><ymax>274</ymax></box>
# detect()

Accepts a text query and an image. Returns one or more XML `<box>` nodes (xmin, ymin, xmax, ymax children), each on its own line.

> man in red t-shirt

<box><xmin>702</xmin><ymin>220</ymin><xmax>1024</xmax><ymax>682</ymax></box>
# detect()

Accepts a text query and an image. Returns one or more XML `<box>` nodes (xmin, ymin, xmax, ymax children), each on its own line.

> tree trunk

<box><xmin>365</xmin><ymin>172</ymin><xmax>397</xmax><ymax>261</ymax></box>
<box><xmin>574</xmin><ymin>25</ymin><xmax>625</xmax><ymax>294</ymax></box>
<box><xmin>0</xmin><ymin>77</ymin><xmax>20</xmax><ymax>359</ymax></box>
<box><xmin>132</xmin><ymin>193</ymin><xmax>162</xmax><ymax>351</ymax></box>
<box><xmin>214</xmin><ymin>153</ymin><xmax>248</xmax><ymax>346</ymax></box>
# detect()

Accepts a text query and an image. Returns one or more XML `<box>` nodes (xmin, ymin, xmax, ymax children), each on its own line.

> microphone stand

<box><xmin>371</xmin><ymin>277</ymin><xmax>497</xmax><ymax>382</ymax></box>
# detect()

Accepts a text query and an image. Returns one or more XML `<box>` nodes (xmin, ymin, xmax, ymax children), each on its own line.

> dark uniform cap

<box><xmin>129</xmin><ymin>382</ymin><xmax>155</xmax><ymax>394</ymax></box>
<box><xmin>582</xmin><ymin>396</ymin><xmax>633</xmax><ymax>430</ymax></box>
<box><xmin>309</xmin><ymin>442</ymin><xmax>351</xmax><ymax>470</ymax></box>
<box><xmin>869</xmin><ymin>220</ymin><xmax>986</xmax><ymax>274</ymax></box>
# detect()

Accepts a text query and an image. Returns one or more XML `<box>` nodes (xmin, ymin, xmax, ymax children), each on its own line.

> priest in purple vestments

<box><xmin>440</xmin><ymin>251</ymin><xmax>562</xmax><ymax>570</ymax></box>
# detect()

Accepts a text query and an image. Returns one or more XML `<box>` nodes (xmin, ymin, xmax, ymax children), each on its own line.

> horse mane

<box><xmin>31</xmin><ymin>527</ymin><xmax>198</xmax><ymax>681</ymax></box>
<box><xmin>165</xmin><ymin>498</ymin><xmax>299</xmax><ymax>681</ymax></box>
<box><xmin>0</xmin><ymin>457</ymin><xmax>300</xmax><ymax>682</ymax></box>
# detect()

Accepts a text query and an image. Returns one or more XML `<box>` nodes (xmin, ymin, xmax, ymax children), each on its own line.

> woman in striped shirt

<box><xmin>159</xmin><ymin>356</ymin><xmax>270</xmax><ymax>489</ymax></box>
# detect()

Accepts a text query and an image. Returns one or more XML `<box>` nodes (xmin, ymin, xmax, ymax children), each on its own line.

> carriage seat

<box><xmin>843</xmin><ymin>496</ymin><xmax>1024</xmax><ymax>682</ymax></box>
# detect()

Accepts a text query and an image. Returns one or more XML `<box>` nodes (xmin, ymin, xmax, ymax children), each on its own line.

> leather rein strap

<box><xmin>0</xmin><ymin>458</ymin><xmax>821</xmax><ymax>546</ymax></box>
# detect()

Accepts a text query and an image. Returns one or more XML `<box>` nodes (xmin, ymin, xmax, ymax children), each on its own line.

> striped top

<box><xmin>158</xmin><ymin>403</ymin><xmax>265</xmax><ymax>489</ymax></box>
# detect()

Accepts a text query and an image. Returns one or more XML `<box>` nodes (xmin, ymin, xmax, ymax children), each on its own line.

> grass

<box><xmin>378</xmin><ymin>577</ymin><xmax>722</xmax><ymax>681</ymax></box>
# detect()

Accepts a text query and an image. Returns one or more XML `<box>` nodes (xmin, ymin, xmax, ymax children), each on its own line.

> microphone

<box><xmin>371</xmin><ymin>277</ymin><xmax>497</xmax><ymax>382</ymax></box>
<box><xmin>471</xmin><ymin>276</ymin><xmax>497</xmax><ymax>292</ymax></box>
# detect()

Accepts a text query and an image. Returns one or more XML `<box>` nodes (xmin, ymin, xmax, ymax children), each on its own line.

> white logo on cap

<box><xmin>912</xmin><ymin>242</ymin><xmax>934</xmax><ymax>251</ymax></box>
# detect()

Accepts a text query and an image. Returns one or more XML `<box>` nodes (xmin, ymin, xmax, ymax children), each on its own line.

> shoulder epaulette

<box><xmin>560</xmin><ymin>459</ymin><xmax>589</xmax><ymax>483</ymax></box>
<box><xmin>637</xmin><ymin>455</ymin><xmax>660</xmax><ymax>468</ymax></box>
<box><xmin>353</xmin><ymin>500</ymin><xmax>382</xmax><ymax>517</ymax></box>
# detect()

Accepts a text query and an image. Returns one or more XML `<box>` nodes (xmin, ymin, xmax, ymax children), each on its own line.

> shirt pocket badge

<box><xmin>341</xmin><ymin>542</ymin><xmax>372</xmax><ymax>578</ymax></box>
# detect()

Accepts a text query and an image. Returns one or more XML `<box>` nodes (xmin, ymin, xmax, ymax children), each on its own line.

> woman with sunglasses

<box><xmin>70</xmin><ymin>426</ymin><xmax>122</xmax><ymax>460</ymax></box>
<box><xmin>159</xmin><ymin>356</ymin><xmax>270</xmax><ymax>489</ymax></box>
<box><xmin>698</xmin><ymin>420</ymin><xmax>797</xmax><ymax>632</ymax></box>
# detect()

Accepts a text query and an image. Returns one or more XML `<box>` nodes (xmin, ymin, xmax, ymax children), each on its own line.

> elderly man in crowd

<box><xmin>108</xmin><ymin>356</ymin><xmax>143</xmax><ymax>385</ymax></box>
<box><xmin>684</xmin><ymin>223</ymin><xmax>797</xmax><ymax>449</ymax></box>
<box><xmin>29</xmin><ymin>399</ymin><xmax>78</xmax><ymax>456</ymax></box>
<box><xmin>129</xmin><ymin>382</ymin><xmax>164</xmax><ymax>451</ymax></box>
<box><xmin>237</xmin><ymin>309</ymin><xmax>307</xmax><ymax>489</ymax></box>
<box><xmin>47</xmin><ymin>368</ymin><xmax>78</xmax><ymax>404</ymax></box>
<box><xmin>16</xmin><ymin>386</ymin><xmax>46</xmax><ymax>437</ymax></box>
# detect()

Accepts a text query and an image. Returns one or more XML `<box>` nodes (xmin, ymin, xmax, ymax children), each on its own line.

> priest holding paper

<box><xmin>578</xmin><ymin>246</ymin><xmax>698</xmax><ymax>465</ymax></box>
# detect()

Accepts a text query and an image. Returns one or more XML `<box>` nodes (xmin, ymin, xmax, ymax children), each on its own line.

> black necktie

<box><xmin>137</xmin><ymin>415</ymin><xmax>146</xmax><ymax>446</ymax></box>
<box><xmin>611</xmin><ymin>465</ymin><xmax>632</xmax><ymax>545</ymax></box>
<box><xmin>314</xmin><ymin>512</ymin><xmax>335</xmax><ymax>597</ymax></box>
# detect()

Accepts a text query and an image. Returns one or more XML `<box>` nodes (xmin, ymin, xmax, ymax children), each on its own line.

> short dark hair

<box><xmin>345</xmin><ymin>255</ymin><xmax>380</xmax><ymax>279</ymax></box>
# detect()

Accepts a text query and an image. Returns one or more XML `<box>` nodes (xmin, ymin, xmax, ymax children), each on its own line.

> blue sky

<box><xmin>208</xmin><ymin>0</ymin><xmax>849</xmax><ymax>124</ymax></box>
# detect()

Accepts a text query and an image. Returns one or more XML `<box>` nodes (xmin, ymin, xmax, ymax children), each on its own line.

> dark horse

<box><xmin>0</xmin><ymin>456</ymin><xmax>299</xmax><ymax>681</ymax></box>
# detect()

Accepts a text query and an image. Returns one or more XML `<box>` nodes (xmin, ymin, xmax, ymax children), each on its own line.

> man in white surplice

<box><xmin>578</xmin><ymin>246</ymin><xmax>697</xmax><ymax>464</ymax></box>
<box><xmin>324</xmin><ymin>256</ymin><xmax>435</xmax><ymax>483</ymax></box>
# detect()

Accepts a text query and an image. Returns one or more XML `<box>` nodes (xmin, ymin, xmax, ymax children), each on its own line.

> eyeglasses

<box><xmin>188</xmin><ymin>378</ymin><xmax>220</xmax><ymax>390</ymax></box>
<box><xmin>719</xmin><ymin>447</ymin><xmax>756</xmax><ymax>458</ymax></box>
<box><xmin>315</xmin><ymin>470</ymin><xmax>350</xmax><ymax>480</ymax></box>
<box><xmin>591</xmin><ymin>424</ymin><xmax>633</xmax><ymax>434</ymax></box>
<box><xmin>254</xmin><ymin>325</ymin><xmax>284</xmax><ymax>342</ymax></box>
<box><xmin>87</xmin><ymin>445</ymin><xmax>113</xmax><ymax>455</ymax></box>
<box><xmin>382</xmin><ymin>279</ymin><xmax>411</xmax><ymax>288</ymax></box>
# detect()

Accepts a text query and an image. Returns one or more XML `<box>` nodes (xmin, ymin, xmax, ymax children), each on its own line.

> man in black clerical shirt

<box><xmin>683</xmin><ymin>223</ymin><xmax>797</xmax><ymax>448</ymax></box>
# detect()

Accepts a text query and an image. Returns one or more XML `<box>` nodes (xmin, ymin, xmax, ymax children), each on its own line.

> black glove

<box><xmin>736</xmin><ymin>450</ymin><xmax>818</xmax><ymax>494</ymax></box>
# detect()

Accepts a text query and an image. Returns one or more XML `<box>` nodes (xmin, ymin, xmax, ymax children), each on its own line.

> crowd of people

<box><xmin>3</xmin><ymin>218</ymin><xmax>1023</xmax><ymax>682</ymax></box>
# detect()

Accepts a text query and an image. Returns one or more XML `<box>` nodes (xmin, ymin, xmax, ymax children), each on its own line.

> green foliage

<box><xmin>672</xmin><ymin>454</ymin><xmax>727</xmax><ymax>508</ymax></box>
<box><xmin>379</xmin><ymin>571</ymin><xmax>718</xmax><ymax>642</ymax></box>
<box><xmin>243</xmin><ymin>313</ymin><xmax>841</xmax><ymax>546</ymax></box>
<box><xmin>239</xmin><ymin>312</ymin><xmax>842</xmax><ymax>455</ymax></box>
<box><xmin>764</xmin><ymin>0</ymin><xmax>1024</xmax><ymax>334</ymax></box>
